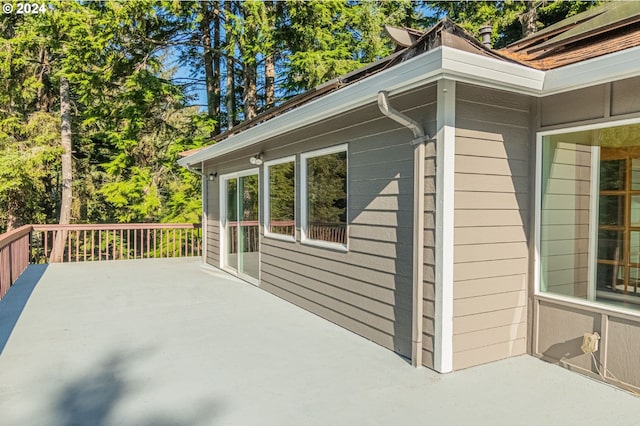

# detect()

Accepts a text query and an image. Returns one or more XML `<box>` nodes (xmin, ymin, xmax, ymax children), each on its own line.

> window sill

<box><xmin>301</xmin><ymin>238</ymin><xmax>348</xmax><ymax>252</ymax></box>
<box><xmin>535</xmin><ymin>292</ymin><xmax>640</xmax><ymax>320</ymax></box>
<box><xmin>264</xmin><ymin>232</ymin><xmax>296</xmax><ymax>243</ymax></box>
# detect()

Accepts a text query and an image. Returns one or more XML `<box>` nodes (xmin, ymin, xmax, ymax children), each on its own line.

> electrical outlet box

<box><xmin>581</xmin><ymin>332</ymin><xmax>600</xmax><ymax>354</ymax></box>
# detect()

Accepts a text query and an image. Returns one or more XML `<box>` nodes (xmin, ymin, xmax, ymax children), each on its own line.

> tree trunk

<box><xmin>36</xmin><ymin>47</ymin><xmax>52</xmax><ymax>112</ymax></box>
<box><xmin>201</xmin><ymin>1</ymin><xmax>216</xmax><ymax>119</ymax></box>
<box><xmin>50</xmin><ymin>77</ymin><xmax>72</xmax><ymax>263</ymax></box>
<box><xmin>243</xmin><ymin>61</ymin><xmax>257</xmax><ymax>121</ymax></box>
<box><xmin>213</xmin><ymin>2</ymin><xmax>221</xmax><ymax>125</ymax></box>
<box><xmin>265</xmin><ymin>54</ymin><xmax>275</xmax><ymax>109</ymax></box>
<box><xmin>264</xmin><ymin>0</ymin><xmax>277</xmax><ymax>110</ymax></box>
<box><xmin>6</xmin><ymin>206</ymin><xmax>18</xmax><ymax>232</ymax></box>
<box><xmin>520</xmin><ymin>1</ymin><xmax>538</xmax><ymax>38</ymax></box>
<box><xmin>225</xmin><ymin>1</ymin><xmax>236</xmax><ymax>130</ymax></box>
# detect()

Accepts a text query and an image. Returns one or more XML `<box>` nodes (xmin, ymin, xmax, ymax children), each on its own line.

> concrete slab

<box><xmin>0</xmin><ymin>258</ymin><xmax>638</xmax><ymax>425</ymax></box>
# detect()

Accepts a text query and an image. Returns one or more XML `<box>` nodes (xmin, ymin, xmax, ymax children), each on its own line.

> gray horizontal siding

<box><xmin>452</xmin><ymin>83</ymin><xmax>530</xmax><ymax>370</ymax></box>
<box><xmin>205</xmin><ymin>178</ymin><xmax>220</xmax><ymax>267</ymax></box>
<box><xmin>423</xmin><ymin>137</ymin><xmax>437</xmax><ymax>369</ymax></box>
<box><xmin>259</xmin><ymin>123</ymin><xmax>417</xmax><ymax>355</ymax></box>
<box><xmin>200</xmin><ymin>85</ymin><xmax>438</xmax><ymax>361</ymax></box>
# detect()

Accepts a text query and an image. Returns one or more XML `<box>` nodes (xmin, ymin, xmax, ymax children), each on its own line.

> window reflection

<box><xmin>540</xmin><ymin>123</ymin><xmax>640</xmax><ymax>309</ymax></box>
<box><xmin>306</xmin><ymin>150</ymin><xmax>347</xmax><ymax>245</ymax></box>
<box><xmin>268</xmin><ymin>161</ymin><xmax>295</xmax><ymax>237</ymax></box>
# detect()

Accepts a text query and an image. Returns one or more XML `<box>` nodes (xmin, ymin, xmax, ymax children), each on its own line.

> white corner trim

<box><xmin>201</xmin><ymin>161</ymin><xmax>207</xmax><ymax>264</ymax></box>
<box><xmin>434</xmin><ymin>79</ymin><xmax>455</xmax><ymax>373</ymax></box>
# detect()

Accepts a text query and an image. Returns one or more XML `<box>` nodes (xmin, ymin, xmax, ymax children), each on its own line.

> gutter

<box><xmin>377</xmin><ymin>91</ymin><xmax>432</xmax><ymax>368</ymax></box>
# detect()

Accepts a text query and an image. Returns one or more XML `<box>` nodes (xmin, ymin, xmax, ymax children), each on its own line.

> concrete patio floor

<box><xmin>0</xmin><ymin>258</ymin><xmax>638</xmax><ymax>426</ymax></box>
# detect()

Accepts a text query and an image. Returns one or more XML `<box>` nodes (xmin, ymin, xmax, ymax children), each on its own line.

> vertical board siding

<box><xmin>540</xmin><ymin>77</ymin><xmax>640</xmax><ymax>129</ymax></box>
<box><xmin>452</xmin><ymin>83</ymin><xmax>531</xmax><ymax>370</ymax></box>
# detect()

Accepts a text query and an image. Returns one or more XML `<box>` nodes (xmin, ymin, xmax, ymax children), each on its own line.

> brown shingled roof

<box><xmin>499</xmin><ymin>2</ymin><xmax>640</xmax><ymax>70</ymax></box>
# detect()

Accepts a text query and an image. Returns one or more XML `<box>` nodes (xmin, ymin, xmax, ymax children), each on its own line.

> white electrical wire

<box><xmin>590</xmin><ymin>352</ymin><xmax>640</xmax><ymax>396</ymax></box>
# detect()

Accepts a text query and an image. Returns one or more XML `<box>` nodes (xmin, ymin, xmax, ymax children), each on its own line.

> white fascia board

<box><xmin>441</xmin><ymin>47</ymin><xmax>545</xmax><ymax>95</ymax></box>
<box><xmin>179</xmin><ymin>49</ymin><xmax>444</xmax><ymax>167</ymax></box>
<box><xmin>179</xmin><ymin>43</ymin><xmax>640</xmax><ymax>168</ymax></box>
<box><xmin>543</xmin><ymin>45</ymin><xmax>640</xmax><ymax>95</ymax></box>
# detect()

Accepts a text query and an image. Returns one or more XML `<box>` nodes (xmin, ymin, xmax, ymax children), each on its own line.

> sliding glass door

<box><xmin>221</xmin><ymin>170</ymin><xmax>260</xmax><ymax>283</ymax></box>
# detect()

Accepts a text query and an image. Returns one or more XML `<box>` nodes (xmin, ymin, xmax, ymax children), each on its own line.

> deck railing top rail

<box><xmin>0</xmin><ymin>223</ymin><xmax>202</xmax><ymax>302</ymax></box>
<box><xmin>33</xmin><ymin>223</ymin><xmax>200</xmax><ymax>231</ymax></box>
<box><xmin>0</xmin><ymin>225</ymin><xmax>33</xmax><ymax>249</ymax></box>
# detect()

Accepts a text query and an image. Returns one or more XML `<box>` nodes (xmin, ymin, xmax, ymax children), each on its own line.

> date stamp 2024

<box><xmin>3</xmin><ymin>3</ymin><xmax>47</xmax><ymax>14</ymax></box>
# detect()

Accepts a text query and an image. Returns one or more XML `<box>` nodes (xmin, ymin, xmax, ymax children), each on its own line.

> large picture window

<box><xmin>539</xmin><ymin>122</ymin><xmax>640</xmax><ymax>312</ymax></box>
<box><xmin>301</xmin><ymin>145</ymin><xmax>348</xmax><ymax>248</ymax></box>
<box><xmin>264</xmin><ymin>157</ymin><xmax>295</xmax><ymax>240</ymax></box>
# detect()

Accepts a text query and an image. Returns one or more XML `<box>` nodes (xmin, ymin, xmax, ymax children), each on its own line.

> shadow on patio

<box><xmin>0</xmin><ymin>264</ymin><xmax>47</xmax><ymax>353</ymax></box>
<box><xmin>0</xmin><ymin>258</ymin><xmax>638</xmax><ymax>425</ymax></box>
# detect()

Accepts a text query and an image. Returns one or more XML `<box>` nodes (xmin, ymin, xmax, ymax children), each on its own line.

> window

<box><xmin>301</xmin><ymin>145</ymin><xmax>348</xmax><ymax>248</ymax></box>
<box><xmin>539</xmin><ymin>122</ymin><xmax>640</xmax><ymax>312</ymax></box>
<box><xmin>264</xmin><ymin>157</ymin><xmax>296</xmax><ymax>240</ymax></box>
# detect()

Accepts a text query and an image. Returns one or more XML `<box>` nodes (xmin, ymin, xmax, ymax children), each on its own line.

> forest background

<box><xmin>0</xmin><ymin>0</ymin><xmax>601</xmax><ymax>233</ymax></box>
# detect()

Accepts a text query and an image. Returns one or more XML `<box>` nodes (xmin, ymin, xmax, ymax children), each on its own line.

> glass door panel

<box><xmin>225</xmin><ymin>177</ymin><xmax>238</xmax><ymax>271</ymax></box>
<box><xmin>238</xmin><ymin>174</ymin><xmax>259</xmax><ymax>280</ymax></box>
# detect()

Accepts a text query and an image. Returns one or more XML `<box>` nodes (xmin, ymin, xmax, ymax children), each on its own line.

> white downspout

<box><xmin>378</xmin><ymin>91</ymin><xmax>432</xmax><ymax>368</ymax></box>
<box><xmin>186</xmin><ymin>163</ymin><xmax>208</xmax><ymax>264</ymax></box>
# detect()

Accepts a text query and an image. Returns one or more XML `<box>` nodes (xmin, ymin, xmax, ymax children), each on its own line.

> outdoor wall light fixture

<box><xmin>208</xmin><ymin>172</ymin><xmax>217</xmax><ymax>181</ymax></box>
<box><xmin>249</xmin><ymin>153</ymin><xmax>263</xmax><ymax>165</ymax></box>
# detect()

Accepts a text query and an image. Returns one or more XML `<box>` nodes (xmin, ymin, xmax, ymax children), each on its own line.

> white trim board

<box><xmin>180</xmin><ymin>44</ymin><xmax>640</xmax><ymax>168</ymax></box>
<box><xmin>263</xmin><ymin>156</ymin><xmax>297</xmax><ymax>243</ymax></box>
<box><xmin>299</xmin><ymin>144</ymin><xmax>349</xmax><ymax>251</ymax></box>
<box><xmin>434</xmin><ymin>79</ymin><xmax>455</xmax><ymax>373</ymax></box>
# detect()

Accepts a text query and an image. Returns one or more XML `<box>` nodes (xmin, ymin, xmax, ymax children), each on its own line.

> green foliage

<box><xmin>307</xmin><ymin>152</ymin><xmax>347</xmax><ymax>224</ymax></box>
<box><xmin>282</xmin><ymin>0</ymin><xmax>417</xmax><ymax>92</ymax></box>
<box><xmin>269</xmin><ymin>161</ymin><xmax>295</xmax><ymax>222</ymax></box>
<box><xmin>0</xmin><ymin>1</ymin><xmax>206</xmax><ymax>232</ymax></box>
<box><xmin>426</xmin><ymin>1</ymin><xmax>602</xmax><ymax>48</ymax></box>
<box><xmin>0</xmin><ymin>1</ymin><xmax>607</xmax><ymax>233</ymax></box>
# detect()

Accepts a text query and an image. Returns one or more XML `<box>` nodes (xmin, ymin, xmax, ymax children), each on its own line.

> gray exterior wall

<box><xmin>452</xmin><ymin>83</ymin><xmax>531</xmax><ymax>370</ymax></box>
<box><xmin>204</xmin><ymin>85</ymin><xmax>437</xmax><ymax>360</ymax></box>
<box><xmin>534</xmin><ymin>75</ymin><xmax>640</xmax><ymax>392</ymax></box>
<box><xmin>423</xmin><ymin>140</ymin><xmax>437</xmax><ymax>369</ymax></box>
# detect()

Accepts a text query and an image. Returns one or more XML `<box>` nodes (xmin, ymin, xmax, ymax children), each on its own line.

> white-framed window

<box><xmin>300</xmin><ymin>144</ymin><xmax>348</xmax><ymax>250</ymax></box>
<box><xmin>536</xmin><ymin>118</ymin><xmax>640</xmax><ymax>315</ymax></box>
<box><xmin>264</xmin><ymin>156</ymin><xmax>296</xmax><ymax>241</ymax></box>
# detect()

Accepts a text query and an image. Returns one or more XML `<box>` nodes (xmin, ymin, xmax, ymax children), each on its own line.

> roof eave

<box><xmin>179</xmin><ymin>46</ymin><xmax>546</xmax><ymax>167</ymax></box>
<box><xmin>179</xmin><ymin>45</ymin><xmax>640</xmax><ymax>167</ymax></box>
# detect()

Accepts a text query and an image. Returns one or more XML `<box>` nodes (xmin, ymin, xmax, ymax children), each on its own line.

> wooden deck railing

<box><xmin>227</xmin><ymin>221</ymin><xmax>260</xmax><ymax>254</ymax></box>
<box><xmin>0</xmin><ymin>225</ymin><xmax>31</xmax><ymax>300</ymax></box>
<box><xmin>31</xmin><ymin>223</ymin><xmax>202</xmax><ymax>263</ymax></box>
<box><xmin>308</xmin><ymin>222</ymin><xmax>346</xmax><ymax>244</ymax></box>
<box><xmin>0</xmin><ymin>223</ymin><xmax>202</xmax><ymax>301</ymax></box>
